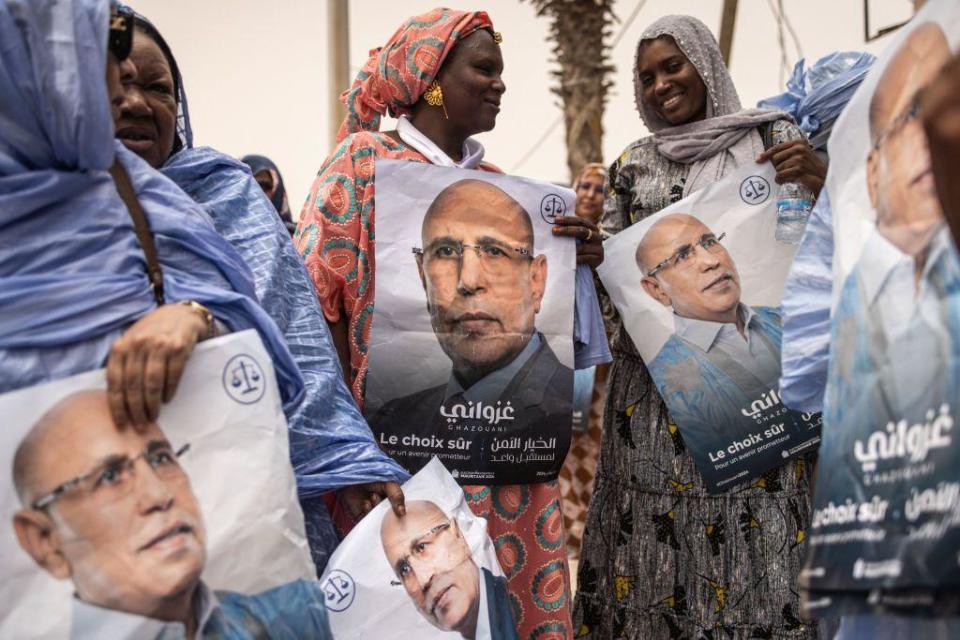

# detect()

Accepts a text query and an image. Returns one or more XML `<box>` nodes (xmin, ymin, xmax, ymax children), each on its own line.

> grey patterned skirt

<box><xmin>571</xmin><ymin>352</ymin><xmax>818</xmax><ymax>639</ymax></box>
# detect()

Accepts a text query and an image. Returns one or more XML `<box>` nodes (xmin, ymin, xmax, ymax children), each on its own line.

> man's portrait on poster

<box><xmin>11</xmin><ymin>390</ymin><xmax>329</xmax><ymax>637</ymax></box>
<box><xmin>371</xmin><ymin>179</ymin><xmax>573</xmax><ymax>442</ymax></box>
<box><xmin>380</xmin><ymin>499</ymin><xmax>515</xmax><ymax>640</ymax></box>
<box><xmin>636</xmin><ymin>213</ymin><xmax>785</xmax><ymax>446</ymax></box>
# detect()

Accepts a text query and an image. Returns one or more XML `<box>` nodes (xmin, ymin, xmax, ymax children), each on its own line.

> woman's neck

<box><xmin>408</xmin><ymin>112</ymin><xmax>467</xmax><ymax>162</ymax></box>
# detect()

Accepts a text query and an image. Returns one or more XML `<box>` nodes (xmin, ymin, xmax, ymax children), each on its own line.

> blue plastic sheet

<box><xmin>759</xmin><ymin>51</ymin><xmax>876</xmax><ymax>150</ymax></box>
<box><xmin>767</xmin><ymin>51</ymin><xmax>876</xmax><ymax>412</ymax></box>
<box><xmin>778</xmin><ymin>189</ymin><xmax>834</xmax><ymax>413</ymax></box>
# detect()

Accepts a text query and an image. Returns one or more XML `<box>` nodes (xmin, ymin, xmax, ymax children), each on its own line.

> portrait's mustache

<box><xmin>440</xmin><ymin>303</ymin><xmax>503</xmax><ymax>329</ymax></box>
<box><xmin>138</xmin><ymin>518</ymin><xmax>197</xmax><ymax>553</ymax></box>
<box><xmin>702</xmin><ymin>270</ymin><xmax>736</xmax><ymax>292</ymax></box>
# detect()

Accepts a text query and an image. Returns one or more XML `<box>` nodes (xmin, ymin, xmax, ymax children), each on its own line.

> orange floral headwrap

<box><xmin>336</xmin><ymin>8</ymin><xmax>495</xmax><ymax>143</ymax></box>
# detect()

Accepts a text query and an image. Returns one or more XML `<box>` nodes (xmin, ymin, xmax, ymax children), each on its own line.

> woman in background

<box><xmin>242</xmin><ymin>153</ymin><xmax>297</xmax><ymax>235</ymax></box>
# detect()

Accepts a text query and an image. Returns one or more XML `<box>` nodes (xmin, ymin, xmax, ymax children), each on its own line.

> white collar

<box><xmin>396</xmin><ymin>115</ymin><xmax>485</xmax><ymax>168</ymax></box>
<box><xmin>859</xmin><ymin>225</ymin><xmax>950</xmax><ymax>307</ymax></box>
<box><xmin>674</xmin><ymin>303</ymin><xmax>754</xmax><ymax>352</ymax></box>
<box><xmin>71</xmin><ymin>581</ymin><xmax>218</xmax><ymax>640</ymax></box>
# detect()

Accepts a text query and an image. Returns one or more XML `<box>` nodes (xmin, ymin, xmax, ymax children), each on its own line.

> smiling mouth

<box><xmin>703</xmin><ymin>274</ymin><xmax>733</xmax><ymax>291</ymax></box>
<box><xmin>661</xmin><ymin>93</ymin><xmax>685</xmax><ymax>110</ymax></box>
<box><xmin>139</xmin><ymin>523</ymin><xmax>194</xmax><ymax>552</ymax></box>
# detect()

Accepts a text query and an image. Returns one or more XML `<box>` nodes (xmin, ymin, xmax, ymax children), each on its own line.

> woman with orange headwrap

<box><xmin>295</xmin><ymin>9</ymin><xmax>598</xmax><ymax>637</ymax></box>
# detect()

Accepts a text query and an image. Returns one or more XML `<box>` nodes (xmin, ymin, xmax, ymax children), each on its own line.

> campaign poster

<box><xmin>598</xmin><ymin>162</ymin><xmax>821</xmax><ymax>493</ymax></box>
<box><xmin>0</xmin><ymin>331</ymin><xmax>318</xmax><ymax>638</ymax></box>
<box><xmin>366</xmin><ymin>159</ymin><xmax>576</xmax><ymax>485</ymax></box>
<box><xmin>320</xmin><ymin>457</ymin><xmax>516</xmax><ymax>639</ymax></box>
<box><xmin>801</xmin><ymin>1</ymin><xmax>960</xmax><ymax>617</ymax></box>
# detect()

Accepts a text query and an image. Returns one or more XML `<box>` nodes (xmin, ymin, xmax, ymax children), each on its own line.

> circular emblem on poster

<box><xmin>739</xmin><ymin>175</ymin><xmax>771</xmax><ymax>205</ymax></box>
<box><xmin>221</xmin><ymin>353</ymin><xmax>266</xmax><ymax>405</ymax></box>
<box><xmin>539</xmin><ymin>193</ymin><xmax>566</xmax><ymax>223</ymax></box>
<box><xmin>322</xmin><ymin>569</ymin><xmax>357</xmax><ymax>612</ymax></box>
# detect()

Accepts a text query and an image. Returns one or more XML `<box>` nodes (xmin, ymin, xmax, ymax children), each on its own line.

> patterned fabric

<box><xmin>337</xmin><ymin>8</ymin><xmax>493</xmax><ymax>142</ymax></box>
<box><xmin>572</xmin><ymin>120</ymin><xmax>818</xmax><ymax>638</ymax></box>
<box><xmin>558</xmin><ymin>363</ymin><xmax>608</xmax><ymax>559</ymax></box>
<box><xmin>296</xmin><ymin>131</ymin><xmax>573</xmax><ymax>638</ymax></box>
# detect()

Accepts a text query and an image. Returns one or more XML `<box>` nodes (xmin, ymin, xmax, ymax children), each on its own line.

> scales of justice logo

<box><xmin>222</xmin><ymin>353</ymin><xmax>266</xmax><ymax>404</ymax></box>
<box><xmin>739</xmin><ymin>175</ymin><xmax>771</xmax><ymax>205</ymax></box>
<box><xmin>322</xmin><ymin>569</ymin><xmax>356</xmax><ymax>613</ymax></box>
<box><xmin>539</xmin><ymin>193</ymin><xmax>567</xmax><ymax>223</ymax></box>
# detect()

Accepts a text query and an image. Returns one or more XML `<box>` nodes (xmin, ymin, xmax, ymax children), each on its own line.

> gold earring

<box><xmin>493</xmin><ymin>31</ymin><xmax>503</xmax><ymax>44</ymax></box>
<box><xmin>424</xmin><ymin>80</ymin><xmax>448</xmax><ymax>119</ymax></box>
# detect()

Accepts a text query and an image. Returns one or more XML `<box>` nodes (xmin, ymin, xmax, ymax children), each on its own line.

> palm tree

<box><xmin>525</xmin><ymin>0</ymin><xmax>615</xmax><ymax>181</ymax></box>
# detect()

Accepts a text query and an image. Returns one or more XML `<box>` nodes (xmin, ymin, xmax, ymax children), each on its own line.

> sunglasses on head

<box><xmin>108</xmin><ymin>8</ymin><xmax>133</xmax><ymax>60</ymax></box>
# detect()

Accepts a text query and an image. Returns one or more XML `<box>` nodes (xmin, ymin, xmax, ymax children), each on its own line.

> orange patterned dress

<box><xmin>296</xmin><ymin>130</ymin><xmax>572</xmax><ymax>640</ymax></box>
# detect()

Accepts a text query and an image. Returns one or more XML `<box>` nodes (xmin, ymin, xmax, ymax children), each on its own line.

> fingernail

<box><xmin>398</xmin><ymin>505</ymin><xmax>406</xmax><ymax>517</ymax></box>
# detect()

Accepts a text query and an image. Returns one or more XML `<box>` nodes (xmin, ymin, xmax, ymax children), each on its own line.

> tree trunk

<box><xmin>526</xmin><ymin>0</ymin><xmax>615</xmax><ymax>181</ymax></box>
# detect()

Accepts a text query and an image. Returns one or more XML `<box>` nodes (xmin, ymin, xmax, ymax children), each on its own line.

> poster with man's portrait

<box><xmin>366</xmin><ymin>159</ymin><xmax>576</xmax><ymax>485</ymax></box>
<box><xmin>801</xmin><ymin>1</ymin><xmax>960</xmax><ymax>617</ymax></box>
<box><xmin>0</xmin><ymin>331</ymin><xmax>320</xmax><ymax>639</ymax></box>
<box><xmin>599</xmin><ymin>162</ymin><xmax>821</xmax><ymax>494</ymax></box>
<box><xmin>319</xmin><ymin>457</ymin><xmax>515</xmax><ymax>640</ymax></box>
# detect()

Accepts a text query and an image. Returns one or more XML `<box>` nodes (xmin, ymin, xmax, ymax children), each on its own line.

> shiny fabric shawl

<box><xmin>635</xmin><ymin>15</ymin><xmax>787</xmax><ymax>195</ymax></box>
<box><xmin>0</xmin><ymin>0</ymin><xmax>303</xmax><ymax>412</ymax></box>
<box><xmin>337</xmin><ymin>7</ymin><xmax>494</xmax><ymax>142</ymax></box>
<box><xmin>162</xmin><ymin>147</ymin><xmax>408</xmax><ymax>496</ymax></box>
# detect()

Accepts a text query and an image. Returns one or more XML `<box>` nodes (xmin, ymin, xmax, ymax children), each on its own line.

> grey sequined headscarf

<box><xmin>635</xmin><ymin>15</ymin><xmax>789</xmax><ymax>195</ymax></box>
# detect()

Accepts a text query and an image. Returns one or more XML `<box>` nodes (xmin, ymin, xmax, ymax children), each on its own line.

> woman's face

<box><xmin>115</xmin><ymin>29</ymin><xmax>177</xmax><ymax>168</ymax></box>
<box><xmin>436</xmin><ymin>30</ymin><xmax>506</xmax><ymax>135</ymax></box>
<box><xmin>575</xmin><ymin>173</ymin><xmax>604</xmax><ymax>223</ymax></box>
<box><xmin>636</xmin><ymin>36</ymin><xmax>707</xmax><ymax>126</ymax></box>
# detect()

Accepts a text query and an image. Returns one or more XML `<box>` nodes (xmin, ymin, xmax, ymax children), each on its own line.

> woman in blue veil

<box><xmin>0</xmin><ymin>0</ymin><xmax>303</xmax><ymax>423</ymax></box>
<box><xmin>112</xmin><ymin>6</ymin><xmax>408</xmax><ymax>571</ymax></box>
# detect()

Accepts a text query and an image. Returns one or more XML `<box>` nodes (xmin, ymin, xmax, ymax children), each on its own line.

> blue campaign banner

<box><xmin>800</xmin><ymin>0</ymin><xmax>960</xmax><ymax>618</ymax></box>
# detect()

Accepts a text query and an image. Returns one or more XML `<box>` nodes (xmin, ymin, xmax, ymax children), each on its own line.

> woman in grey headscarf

<box><xmin>572</xmin><ymin>15</ymin><xmax>824</xmax><ymax>638</ymax></box>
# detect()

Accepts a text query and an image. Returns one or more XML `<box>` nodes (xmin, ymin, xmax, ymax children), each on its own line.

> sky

<box><xmin>132</xmin><ymin>0</ymin><xmax>913</xmax><ymax>216</ymax></box>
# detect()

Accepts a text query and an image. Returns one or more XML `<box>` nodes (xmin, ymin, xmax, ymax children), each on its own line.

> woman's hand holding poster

<box><xmin>801</xmin><ymin>0</ymin><xmax>960</xmax><ymax>618</ymax></box>
<box><xmin>365</xmin><ymin>160</ymin><xmax>576</xmax><ymax>486</ymax></box>
<box><xmin>598</xmin><ymin>162</ymin><xmax>821</xmax><ymax>493</ymax></box>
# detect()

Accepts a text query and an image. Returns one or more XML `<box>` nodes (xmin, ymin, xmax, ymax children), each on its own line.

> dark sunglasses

<box><xmin>108</xmin><ymin>9</ymin><xmax>134</xmax><ymax>61</ymax></box>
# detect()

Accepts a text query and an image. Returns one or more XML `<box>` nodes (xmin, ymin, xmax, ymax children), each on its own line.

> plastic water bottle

<box><xmin>775</xmin><ymin>182</ymin><xmax>814</xmax><ymax>244</ymax></box>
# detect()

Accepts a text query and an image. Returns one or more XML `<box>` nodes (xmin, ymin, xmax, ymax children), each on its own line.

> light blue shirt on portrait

<box><xmin>649</xmin><ymin>304</ymin><xmax>784</xmax><ymax>445</ymax></box>
<box><xmin>71</xmin><ymin>580</ymin><xmax>332</xmax><ymax>640</ymax></box>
